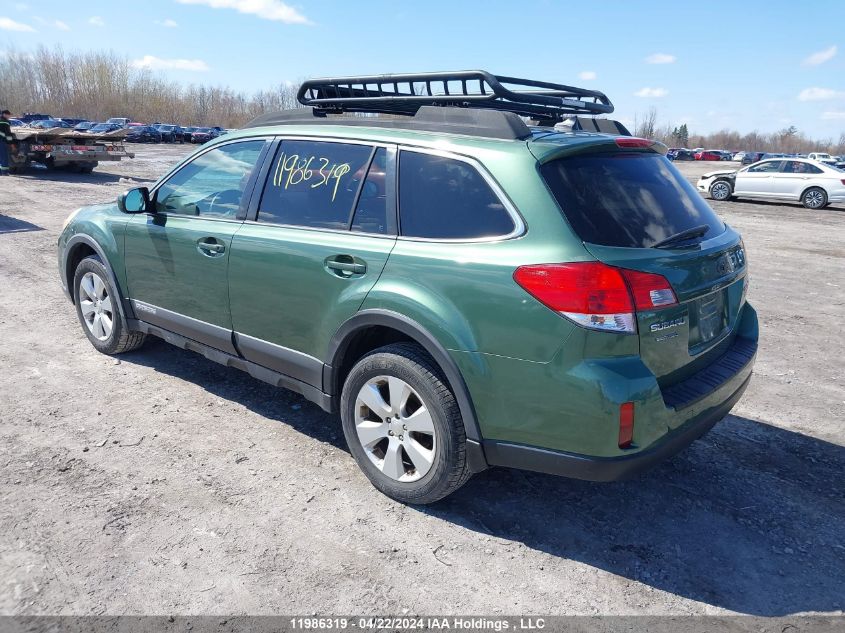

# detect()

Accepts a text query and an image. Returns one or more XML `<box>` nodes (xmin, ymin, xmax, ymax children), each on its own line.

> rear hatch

<box><xmin>534</xmin><ymin>140</ymin><xmax>748</xmax><ymax>404</ymax></box>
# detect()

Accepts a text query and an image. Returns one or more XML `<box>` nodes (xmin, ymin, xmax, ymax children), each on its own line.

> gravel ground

<box><xmin>0</xmin><ymin>148</ymin><xmax>843</xmax><ymax>616</ymax></box>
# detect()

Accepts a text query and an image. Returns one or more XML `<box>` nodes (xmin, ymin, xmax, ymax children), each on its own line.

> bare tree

<box><xmin>0</xmin><ymin>46</ymin><xmax>303</xmax><ymax>128</ymax></box>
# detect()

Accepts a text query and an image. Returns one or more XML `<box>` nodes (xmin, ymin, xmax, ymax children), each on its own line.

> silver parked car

<box><xmin>697</xmin><ymin>158</ymin><xmax>845</xmax><ymax>209</ymax></box>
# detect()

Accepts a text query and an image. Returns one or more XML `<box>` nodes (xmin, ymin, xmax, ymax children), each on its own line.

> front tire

<box><xmin>709</xmin><ymin>179</ymin><xmax>733</xmax><ymax>201</ymax></box>
<box><xmin>340</xmin><ymin>343</ymin><xmax>471</xmax><ymax>504</ymax></box>
<box><xmin>73</xmin><ymin>256</ymin><xmax>146</xmax><ymax>355</ymax></box>
<box><xmin>801</xmin><ymin>187</ymin><xmax>827</xmax><ymax>209</ymax></box>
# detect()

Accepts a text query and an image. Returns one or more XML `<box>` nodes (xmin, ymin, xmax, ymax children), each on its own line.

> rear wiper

<box><xmin>652</xmin><ymin>224</ymin><xmax>710</xmax><ymax>249</ymax></box>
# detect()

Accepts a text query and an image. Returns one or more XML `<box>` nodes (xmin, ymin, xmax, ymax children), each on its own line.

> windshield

<box><xmin>196</xmin><ymin>128</ymin><xmax>212</xmax><ymax>133</ymax></box>
<box><xmin>90</xmin><ymin>124</ymin><xmax>116</xmax><ymax>132</ymax></box>
<box><xmin>540</xmin><ymin>152</ymin><xmax>725</xmax><ymax>248</ymax></box>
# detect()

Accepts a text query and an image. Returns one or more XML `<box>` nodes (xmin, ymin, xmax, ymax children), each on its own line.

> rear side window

<box><xmin>258</xmin><ymin>140</ymin><xmax>373</xmax><ymax>230</ymax></box>
<box><xmin>540</xmin><ymin>153</ymin><xmax>724</xmax><ymax>248</ymax></box>
<box><xmin>783</xmin><ymin>161</ymin><xmax>823</xmax><ymax>174</ymax></box>
<box><xmin>398</xmin><ymin>151</ymin><xmax>515</xmax><ymax>240</ymax></box>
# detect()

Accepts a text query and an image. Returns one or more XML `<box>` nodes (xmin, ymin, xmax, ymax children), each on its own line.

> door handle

<box><xmin>325</xmin><ymin>257</ymin><xmax>366</xmax><ymax>275</ymax></box>
<box><xmin>197</xmin><ymin>238</ymin><xmax>225</xmax><ymax>257</ymax></box>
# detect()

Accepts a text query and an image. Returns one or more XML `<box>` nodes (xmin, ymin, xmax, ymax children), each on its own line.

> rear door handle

<box><xmin>325</xmin><ymin>257</ymin><xmax>366</xmax><ymax>275</ymax></box>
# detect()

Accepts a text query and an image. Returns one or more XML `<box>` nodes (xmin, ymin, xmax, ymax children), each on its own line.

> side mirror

<box><xmin>118</xmin><ymin>187</ymin><xmax>150</xmax><ymax>213</ymax></box>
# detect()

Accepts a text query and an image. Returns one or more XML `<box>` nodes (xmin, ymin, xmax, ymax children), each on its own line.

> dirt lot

<box><xmin>0</xmin><ymin>148</ymin><xmax>843</xmax><ymax>617</ymax></box>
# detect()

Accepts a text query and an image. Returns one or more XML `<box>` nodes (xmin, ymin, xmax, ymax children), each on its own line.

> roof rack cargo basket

<box><xmin>297</xmin><ymin>70</ymin><xmax>614</xmax><ymax>123</ymax></box>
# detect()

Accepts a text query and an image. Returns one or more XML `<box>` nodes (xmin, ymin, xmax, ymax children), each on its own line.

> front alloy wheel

<box><xmin>355</xmin><ymin>375</ymin><xmax>437</xmax><ymax>482</ymax></box>
<box><xmin>710</xmin><ymin>180</ymin><xmax>732</xmax><ymax>201</ymax></box>
<box><xmin>72</xmin><ymin>255</ymin><xmax>146</xmax><ymax>355</ymax></box>
<box><xmin>78</xmin><ymin>271</ymin><xmax>114</xmax><ymax>340</ymax></box>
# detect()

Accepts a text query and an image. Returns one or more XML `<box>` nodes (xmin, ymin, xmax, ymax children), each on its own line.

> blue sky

<box><xmin>1</xmin><ymin>0</ymin><xmax>844</xmax><ymax>138</ymax></box>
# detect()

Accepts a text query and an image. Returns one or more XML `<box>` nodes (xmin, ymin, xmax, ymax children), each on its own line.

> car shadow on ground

<box><xmin>728</xmin><ymin>197</ymin><xmax>844</xmax><ymax>213</ymax></box>
<box><xmin>121</xmin><ymin>337</ymin><xmax>844</xmax><ymax>617</ymax></box>
<box><xmin>14</xmin><ymin>167</ymin><xmax>125</xmax><ymax>184</ymax></box>
<box><xmin>0</xmin><ymin>213</ymin><xmax>44</xmax><ymax>234</ymax></box>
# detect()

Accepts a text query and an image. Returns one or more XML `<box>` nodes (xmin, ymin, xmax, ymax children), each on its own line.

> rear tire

<box><xmin>340</xmin><ymin>342</ymin><xmax>471</xmax><ymax>504</ymax></box>
<box><xmin>709</xmin><ymin>179</ymin><xmax>733</xmax><ymax>201</ymax></box>
<box><xmin>801</xmin><ymin>187</ymin><xmax>827</xmax><ymax>209</ymax></box>
<box><xmin>73</xmin><ymin>256</ymin><xmax>146</xmax><ymax>355</ymax></box>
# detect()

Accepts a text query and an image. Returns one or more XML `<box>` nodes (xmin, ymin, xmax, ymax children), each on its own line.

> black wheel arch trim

<box><xmin>63</xmin><ymin>234</ymin><xmax>134</xmax><ymax>320</ymax></box>
<box><xmin>325</xmin><ymin>309</ymin><xmax>485</xmax><ymax>446</ymax></box>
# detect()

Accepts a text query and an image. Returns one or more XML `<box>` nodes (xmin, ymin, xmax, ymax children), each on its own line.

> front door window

<box><xmin>155</xmin><ymin>141</ymin><xmax>265</xmax><ymax>219</ymax></box>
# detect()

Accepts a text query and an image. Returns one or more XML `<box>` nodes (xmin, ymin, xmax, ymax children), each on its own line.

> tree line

<box><xmin>0</xmin><ymin>47</ymin><xmax>301</xmax><ymax>128</ymax></box>
<box><xmin>2</xmin><ymin>46</ymin><xmax>843</xmax><ymax>152</ymax></box>
<box><xmin>633</xmin><ymin>106</ymin><xmax>845</xmax><ymax>154</ymax></box>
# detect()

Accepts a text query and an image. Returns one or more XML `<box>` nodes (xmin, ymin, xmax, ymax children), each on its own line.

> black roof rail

<box><xmin>243</xmin><ymin>105</ymin><xmax>534</xmax><ymax>140</ymax></box>
<box><xmin>296</xmin><ymin>70</ymin><xmax>614</xmax><ymax>123</ymax></box>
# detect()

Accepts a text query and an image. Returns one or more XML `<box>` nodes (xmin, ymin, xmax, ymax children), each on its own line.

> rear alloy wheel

<box><xmin>340</xmin><ymin>343</ymin><xmax>471</xmax><ymax>504</ymax></box>
<box><xmin>709</xmin><ymin>180</ymin><xmax>733</xmax><ymax>201</ymax></box>
<box><xmin>801</xmin><ymin>187</ymin><xmax>827</xmax><ymax>210</ymax></box>
<box><xmin>354</xmin><ymin>375</ymin><xmax>437</xmax><ymax>482</ymax></box>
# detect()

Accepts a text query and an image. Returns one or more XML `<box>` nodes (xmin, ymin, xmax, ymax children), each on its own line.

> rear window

<box><xmin>539</xmin><ymin>153</ymin><xmax>724</xmax><ymax>248</ymax></box>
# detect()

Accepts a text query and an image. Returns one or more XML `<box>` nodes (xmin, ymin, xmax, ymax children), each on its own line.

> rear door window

<box><xmin>351</xmin><ymin>147</ymin><xmax>391</xmax><ymax>234</ymax></box>
<box><xmin>258</xmin><ymin>140</ymin><xmax>373</xmax><ymax>230</ymax></box>
<box><xmin>782</xmin><ymin>161</ymin><xmax>823</xmax><ymax>174</ymax></box>
<box><xmin>398</xmin><ymin>151</ymin><xmax>515</xmax><ymax>240</ymax></box>
<box><xmin>539</xmin><ymin>153</ymin><xmax>724</xmax><ymax>248</ymax></box>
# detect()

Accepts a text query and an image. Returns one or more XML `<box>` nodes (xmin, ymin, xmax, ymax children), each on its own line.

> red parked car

<box><xmin>695</xmin><ymin>150</ymin><xmax>722</xmax><ymax>161</ymax></box>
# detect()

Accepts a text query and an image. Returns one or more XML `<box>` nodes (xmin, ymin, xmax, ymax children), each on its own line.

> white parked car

<box><xmin>807</xmin><ymin>152</ymin><xmax>838</xmax><ymax>166</ymax></box>
<box><xmin>697</xmin><ymin>157</ymin><xmax>845</xmax><ymax>209</ymax></box>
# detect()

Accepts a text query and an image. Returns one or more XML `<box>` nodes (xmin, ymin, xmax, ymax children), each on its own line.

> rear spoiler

<box><xmin>533</xmin><ymin>136</ymin><xmax>668</xmax><ymax>164</ymax></box>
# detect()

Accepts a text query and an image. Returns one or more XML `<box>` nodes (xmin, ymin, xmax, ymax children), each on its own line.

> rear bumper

<box><xmin>483</xmin><ymin>371</ymin><xmax>751</xmax><ymax>481</ymax></box>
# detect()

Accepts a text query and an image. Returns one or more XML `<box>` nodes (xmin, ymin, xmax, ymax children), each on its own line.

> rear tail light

<box><xmin>620</xmin><ymin>269</ymin><xmax>677</xmax><ymax>309</ymax></box>
<box><xmin>513</xmin><ymin>262</ymin><xmax>677</xmax><ymax>334</ymax></box>
<box><xmin>841</xmin><ymin>179</ymin><xmax>845</xmax><ymax>186</ymax></box>
<box><xmin>619</xmin><ymin>402</ymin><xmax>635</xmax><ymax>448</ymax></box>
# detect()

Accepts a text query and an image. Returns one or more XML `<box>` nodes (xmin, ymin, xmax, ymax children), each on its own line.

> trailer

<box><xmin>8</xmin><ymin>127</ymin><xmax>134</xmax><ymax>174</ymax></box>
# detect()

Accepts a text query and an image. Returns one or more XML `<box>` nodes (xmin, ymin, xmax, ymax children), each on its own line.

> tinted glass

<box><xmin>748</xmin><ymin>161</ymin><xmax>782</xmax><ymax>173</ymax></box>
<box><xmin>258</xmin><ymin>141</ymin><xmax>373</xmax><ymax>229</ymax></box>
<box><xmin>540</xmin><ymin>153</ymin><xmax>724</xmax><ymax>248</ymax></box>
<box><xmin>783</xmin><ymin>161</ymin><xmax>823</xmax><ymax>174</ymax></box>
<box><xmin>351</xmin><ymin>147</ymin><xmax>389</xmax><ymax>234</ymax></box>
<box><xmin>154</xmin><ymin>140</ymin><xmax>264</xmax><ymax>219</ymax></box>
<box><xmin>399</xmin><ymin>152</ymin><xmax>514</xmax><ymax>239</ymax></box>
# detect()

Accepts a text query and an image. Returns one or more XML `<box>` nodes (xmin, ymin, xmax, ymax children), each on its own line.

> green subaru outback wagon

<box><xmin>58</xmin><ymin>71</ymin><xmax>758</xmax><ymax>503</ymax></box>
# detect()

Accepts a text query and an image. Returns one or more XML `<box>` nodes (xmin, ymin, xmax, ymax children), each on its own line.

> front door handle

<box><xmin>197</xmin><ymin>238</ymin><xmax>225</xmax><ymax>257</ymax></box>
<box><xmin>325</xmin><ymin>256</ymin><xmax>366</xmax><ymax>276</ymax></box>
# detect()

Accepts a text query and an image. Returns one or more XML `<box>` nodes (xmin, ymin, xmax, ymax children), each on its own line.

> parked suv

<box><xmin>57</xmin><ymin>71</ymin><xmax>758</xmax><ymax>504</ymax></box>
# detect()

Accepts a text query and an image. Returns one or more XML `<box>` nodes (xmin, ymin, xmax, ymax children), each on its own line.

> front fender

<box><xmin>59</xmin><ymin>210</ymin><xmax>131</xmax><ymax>318</ymax></box>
